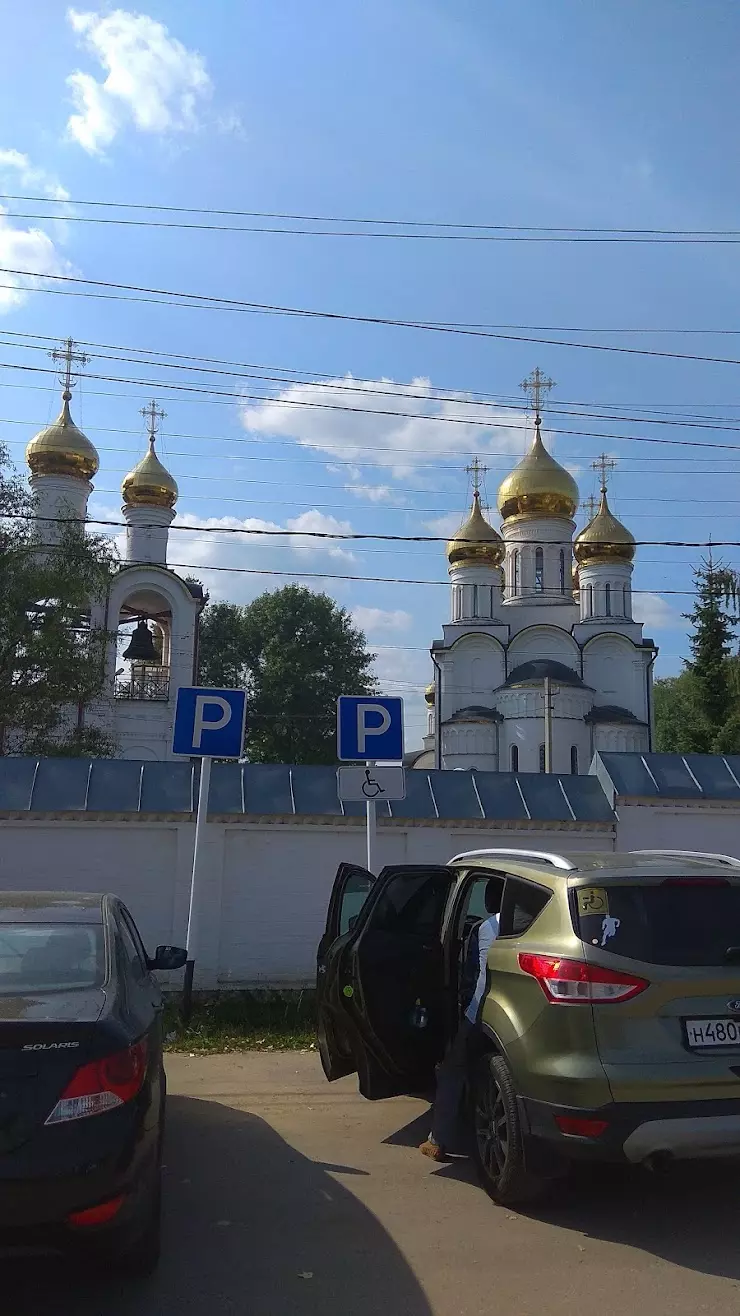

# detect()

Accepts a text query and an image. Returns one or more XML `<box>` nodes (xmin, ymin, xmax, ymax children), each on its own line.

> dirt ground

<box><xmin>5</xmin><ymin>1051</ymin><xmax>740</xmax><ymax>1315</ymax></box>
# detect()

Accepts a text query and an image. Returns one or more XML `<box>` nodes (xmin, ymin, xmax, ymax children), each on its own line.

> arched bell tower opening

<box><xmin>116</xmin><ymin>588</ymin><xmax>175</xmax><ymax>703</ymax></box>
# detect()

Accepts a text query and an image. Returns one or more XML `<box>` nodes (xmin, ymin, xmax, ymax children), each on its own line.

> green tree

<box><xmin>0</xmin><ymin>447</ymin><xmax>117</xmax><ymax>755</ymax></box>
<box><xmin>197</xmin><ymin>586</ymin><xmax>378</xmax><ymax>763</ymax></box>
<box><xmin>654</xmin><ymin>558</ymin><xmax>740</xmax><ymax>753</ymax></box>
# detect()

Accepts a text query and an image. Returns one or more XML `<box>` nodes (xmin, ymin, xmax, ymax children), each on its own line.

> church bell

<box><xmin>122</xmin><ymin>617</ymin><xmax>159</xmax><ymax>664</ymax></box>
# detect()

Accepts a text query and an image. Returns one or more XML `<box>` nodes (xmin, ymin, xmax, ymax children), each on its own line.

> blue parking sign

<box><xmin>173</xmin><ymin>686</ymin><xmax>247</xmax><ymax>758</ymax></box>
<box><xmin>337</xmin><ymin>695</ymin><xmax>404</xmax><ymax>762</ymax></box>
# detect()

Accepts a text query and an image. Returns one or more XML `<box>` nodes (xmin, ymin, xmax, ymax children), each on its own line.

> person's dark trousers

<box><xmin>430</xmin><ymin>1018</ymin><xmax>476</xmax><ymax>1149</ymax></box>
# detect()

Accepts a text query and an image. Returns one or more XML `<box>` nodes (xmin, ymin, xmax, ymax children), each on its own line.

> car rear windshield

<box><xmin>0</xmin><ymin>924</ymin><xmax>104</xmax><ymax>994</ymax></box>
<box><xmin>573</xmin><ymin>881</ymin><xmax>740</xmax><ymax>966</ymax></box>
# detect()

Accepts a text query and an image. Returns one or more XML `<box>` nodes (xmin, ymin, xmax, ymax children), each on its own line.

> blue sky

<box><xmin>1</xmin><ymin>1</ymin><xmax>739</xmax><ymax>746</ymax></box>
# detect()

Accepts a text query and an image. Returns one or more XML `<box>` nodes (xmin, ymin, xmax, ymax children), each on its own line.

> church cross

<box><xmin>520</xmin><ymin>367</ymin><xmax>555</xmax><ymax>419</ymax></box>
<box><xmin>581</xmin><ymin>494</ymin><xmax>599</xmax><ymax>521</ymax></box>
<box><xmin>141</xmin><ymin>399</ymin><xmax>166</xmax><ymax>447</ymax></box>
<box><xmin>49</xmin><ymin>337</ymin><xmax>89</xmax><ymax>399</ymax></box>
<box><xmin>592</xmin><ymin>452</ymin><xmax>617</xmax><ymax>493</ymax></box>
<box><xmin>464</xmin><ymin>455</ymin><xmax>489</xmax><ymax>496</ymax></box>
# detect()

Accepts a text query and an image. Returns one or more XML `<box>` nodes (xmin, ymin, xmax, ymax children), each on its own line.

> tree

<box><xmin>0</xmin><ymin>446</ymin><xmax>117</xmax><ymax>755</ymax></box>
<box><xmin>197</xmin><ymin>585</ymin><xmax>378</xmax><ymax>763</ymax></box>
<box><xmin>654</xmin><ymin>557</ymin><xmax>740</xmax><ymax>753</ymax></box>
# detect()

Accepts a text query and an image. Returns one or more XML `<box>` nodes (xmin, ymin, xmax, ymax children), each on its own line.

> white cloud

<box><xmin>241</xmin><ymin>375</ymin><xmax>529</xmax><ymax>479</ymax></box>
<box><xmin>346</xmin><ymin>482</ymin><xmax>394</xmax><ymax>503</ymax></box>
<box><xmin>632</xmin><ymin>592</ymin><xmax>680</xmax><ymax>631</ymax></box>
<box><xmin>424</xmin><ymin>511</ymin><xmax>468</xmax><ymax>537</ymax></box>
<box><xmin>66</xmin><ymin>8</ymin><xmax>212</xmax><ymax>154</ymax></box>
<box><xmin>0</xmin><ymin>151</ymin><xmax>71</xmax><ymax>312</ymax></box>
<box><xmin>351</xmin><ymin>607</ymin><xmax>412</xmax><ymax>635</ymax></box>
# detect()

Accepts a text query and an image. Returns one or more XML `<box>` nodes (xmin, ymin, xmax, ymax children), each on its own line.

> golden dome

<box><xmin>26</xmin><ymin>393</ymin><xmax>99</xmax><ymax>481</ymax></box>
<box><xmin>424</xmin><ymin>682</ymin><xmax>435</xmax><ymax>706</ymax></box>
<box><xmin>574</xmin><ymin>489</ymin><xmax>635</xmax><ymax>565</ymax></box>
<box><xmin>446</xmin><ymin>491</ymin><xmax>505</xmax><ymax>568</ymax></box>
<box><xmin>122</xmin><ymin>439</ymin><xmax>178</xmax><ymax>509</ymax></box>
<box><xmin>497</xmin><ymin>420</ymin><xmax>578</xmax><ymax>522</ymax></box>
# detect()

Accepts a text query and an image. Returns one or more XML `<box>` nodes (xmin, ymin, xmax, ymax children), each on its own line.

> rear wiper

<box><xmin>724</xmin><ymin>947</ymin><xmax>740</xmax><ymax>963</ymax></box>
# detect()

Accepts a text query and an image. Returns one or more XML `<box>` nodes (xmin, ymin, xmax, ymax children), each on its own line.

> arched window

<box><xmin>472</xmin><ymin>584</ymin><xmax>479</xmax><ymax>617</ymax></box>
<box><xmin>559</xmin><ymin>549</ymin><xmax>566</xmax><ymax>594</ymax></box>
<box><xmin>513</xmin><ymin>551</ymin><xmax>521</xmax><ymax>595</ymax></box>
<box><xmin>586</xmin><ymin>584</ymin><xmax>593</xmax><ymax>617</ymax></box>
<box><xmin>510</xmin><ymin>744</ymin><xmax>519</xmax><ymax>773</ymax></box>
<box><xmin>623</xmin><ymin>583</ymin><xmax>629</xmax><ymax>616</ymax></box>
<box><xmin>539</xmin><ymin>743</ymin><xmax>546</xmax><ymax>773</ymax></box>
<box><xmin>570</xmin><ymin>745</ymin><xmax>579</xmax><ymax>775</ymax></box>
<box><xmin>453</xmin><ymin>587</ymin><xmax>461</xmax><ymax>621</ymax></box>
<box><xmin>535</xmin><ymin>546</ymin><xmax>544</xmax><ymax>593</ymax></box>
<box><xmin>605</xmin><ymin>583</ymin><xmax>612</xmax><ymax>616</ymax></box>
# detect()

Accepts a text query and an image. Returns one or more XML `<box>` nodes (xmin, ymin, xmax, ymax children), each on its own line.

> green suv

<box><xmin>316</xmin><ymin>847</ymin><xmax>740</xmax><ymax>1204</ymax></box>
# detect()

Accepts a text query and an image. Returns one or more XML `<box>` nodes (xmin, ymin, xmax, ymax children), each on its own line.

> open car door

<box><xmin>317</xmin><ymin>863</ymin><xmax>455</xmax><ymax>1099</ymax></box>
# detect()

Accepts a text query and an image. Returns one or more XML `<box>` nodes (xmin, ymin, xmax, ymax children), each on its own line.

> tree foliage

<box><xmin>654</xmin><ymin>557</ymin><xmax>740</xmax><ymax>754</ymax></box>
<box><xmin>197</xmin><ymin>585</ymin><xmax>377</xmax><ymax>763</ymax></box>
<box><xmin>0</xmin><ymin>447</ymin><xmax>117</xmax><ymax>755</ymax></box>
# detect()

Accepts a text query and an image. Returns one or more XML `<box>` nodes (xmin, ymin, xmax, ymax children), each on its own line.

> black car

<box><xmin>0</xmin><ymin>891</ymin><xmax>186</xmax><ymax>1272</ymax></box>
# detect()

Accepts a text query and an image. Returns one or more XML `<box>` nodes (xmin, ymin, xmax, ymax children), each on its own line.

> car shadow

<box><xmin>2</xmin><ymin>1096</ymin><xmax>434</xmax><ymax>1316</ymax></box>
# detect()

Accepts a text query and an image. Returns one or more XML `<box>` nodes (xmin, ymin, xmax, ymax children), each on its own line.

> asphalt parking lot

<box><xmin>5</xmin><ymin>1052</ymin><xmax>740</xmax><ymax>1315</ymax></box>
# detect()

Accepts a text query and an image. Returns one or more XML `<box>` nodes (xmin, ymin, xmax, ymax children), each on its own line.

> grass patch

<box><xmin>163</xmin><ymin>989</ymin><xmax>317</xmax><ymax>1054</ymax></box>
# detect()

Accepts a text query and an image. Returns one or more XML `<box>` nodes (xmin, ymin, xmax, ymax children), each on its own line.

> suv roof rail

<box><xmin>449</xmin><ymin>847</ymin><xmax>575</xmax><ymax>872</ymax></box>
<box><xmin>632</xmin><ymin>849</ymin><xmax>740</xmax><ymax>869</ymax></box>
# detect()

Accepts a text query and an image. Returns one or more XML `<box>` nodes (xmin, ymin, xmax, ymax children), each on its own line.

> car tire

<box><xmin>471</xmin><ymin>1053</ymin><xmax>543</xmax><ymax>1206</ymax></box>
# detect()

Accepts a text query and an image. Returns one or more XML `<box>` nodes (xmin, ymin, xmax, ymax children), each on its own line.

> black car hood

<box><xmin>0</xmin><ymin>987</ymin><xmax>107</xmax><ymax>1024</ymax></box>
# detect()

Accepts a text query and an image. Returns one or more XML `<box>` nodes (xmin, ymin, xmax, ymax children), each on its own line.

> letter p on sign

<box><xmin>173</xmin><ymin>686</ymin><xmax>247</xmax><ymax>759</ymax></box>
<box><xmin>337</xmin><ymin>695</ymin><xmax>404</xmax><ymax>762</ymax></box>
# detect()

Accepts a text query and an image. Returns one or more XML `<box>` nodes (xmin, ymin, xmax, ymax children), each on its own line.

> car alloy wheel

<box><xmin>475</xmin><ymin>1067</ymin><xmax>509</xmax><ymax>1178</ymax></box>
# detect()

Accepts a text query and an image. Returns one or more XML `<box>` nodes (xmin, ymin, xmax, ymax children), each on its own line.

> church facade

<box><xmin>25</xmin><ymin>349</ymin><xmax>202</xmax><ymax>762</ymax></box>
<box><xmin>411</xmin><ymin>399</ymin><xmax>656</xmax><ymax>774</ymax></box>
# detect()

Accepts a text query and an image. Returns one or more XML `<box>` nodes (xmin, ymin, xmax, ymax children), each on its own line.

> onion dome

<box><xmin>26</xmin><ymin>391</ymin><xmax>99</xmax><ymax>481</ymax></box>
<box><xmin>574</xmin><ymin>488</ymin><xmax>635</xmax><ymax>565</ymax></box>
<box><xmin>424</xmin><ymin>682</ymin><xmax>435</xmax><ymax>707</ymax></box>
<box><xmin>122</xmin><ymin>438</ymin><xmax>178</xmax><ymax>509</ymax></box>
<box><xmin>446</xmin><ymin>491</ymin><xmax>504</xmax><ymax>568</ymax></box>
<box><xmin>497</xmin><ymin>419</ymin><xmax>578</xmax><ymax>522</ymax></box>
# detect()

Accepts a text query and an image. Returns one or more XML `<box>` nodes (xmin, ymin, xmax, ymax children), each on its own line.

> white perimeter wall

<box><xmin>1</xmin><ymin>804</ymin><xmax>737</xmax><ymax>988</ymax></box>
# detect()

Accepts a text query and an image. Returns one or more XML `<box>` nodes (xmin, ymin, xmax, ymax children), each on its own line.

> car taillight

<box><xmin>518</xmin><ymin>954</ymin><xmax>648</xmax><ymax>1004</ymax></box>
<box><xmin>45</xmin><ymin>1039</ymin><xmax>148</xmax><ymax>1125</ymax></box>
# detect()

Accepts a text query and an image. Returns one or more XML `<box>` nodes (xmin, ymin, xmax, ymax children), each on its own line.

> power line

<box><xmin>10</xmin><ymin>191</ymin><xmax>740</xmax><ymax>243</ymax></box>
<box><xmin>8</xmin><ymin>264</ymin><xmax>740</xmax><ymax>370</ymax></box>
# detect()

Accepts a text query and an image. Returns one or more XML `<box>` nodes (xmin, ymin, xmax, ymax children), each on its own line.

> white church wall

<box><xmin>440</xmin><ymin>634</ymin><xmax>505</xmax><ymax>720</ymax></box>
<box><xmin>583</xmin><ymin>635</ymin><xmax>647</xmax><ymax>719</ymax></box>
<box><xmin>506</xmin><ymin>625</ymin><xmax>580</xmax><ymax>673</ymax></box>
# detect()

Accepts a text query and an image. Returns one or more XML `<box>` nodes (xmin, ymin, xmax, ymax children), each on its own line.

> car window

<box><xmin>117</xmin><ymin>911</ymin><xmax>147</xmax><ymax>981</ymax></box>
<box><xmin>339</xmin><ymin>871</ymin><xmax>375</xmax><ymax>936</ymax></box>
<box><xmin>498</xmin><ymin>878</ymin><xmax>551</xmax><ymax>939</ymax></box>
<box><xmin>574</xmin><ymin>880</ymin><xmax>740</xmax><ymax>966</ymax></box>
<box><xmin>370</xmin><ymin>871</ymin><xmax>452</xmax><ymax>938</ymax></box>
<box><xmin>0</xmin><ymin>923</ymin><xmax>104</xmax><ymax>993</ymax></box>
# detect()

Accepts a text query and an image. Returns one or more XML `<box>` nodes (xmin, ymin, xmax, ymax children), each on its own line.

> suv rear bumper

<box><xmin>520</xmin><ymin>1095</ymin><xmax>740</xmax><ymax>1167</ymax></box>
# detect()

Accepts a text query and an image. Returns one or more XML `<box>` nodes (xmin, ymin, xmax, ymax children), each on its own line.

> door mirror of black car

<box><xmin>149</xmin><ymin>945</ymin><xmax>188</xmax><ymax>972</ymax></box>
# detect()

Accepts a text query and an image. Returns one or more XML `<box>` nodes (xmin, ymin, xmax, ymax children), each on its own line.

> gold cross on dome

<box><xmin>592</xmin><ymin>452</ymin><xmax>617</xmax><ymax>493</ymax></box>
<box><xmin>582</xmin><ymin>495</ymin><xmax>599</xmax><ymax>521</ymax></box>
<box><xmin>141</xmin><ymin>399</ymin><xmax>166</xmax><ymax>446</ymax></box>
<box><xmin>49</xmin><ymin>337</ymin><xmax>89</xmax><ymax>398</ymax></box>
<box><xmin>464</xmin><ymin>455</ymin><xmax>489</xmax><ymax>495</ymax></box>
<box><xmin>521</xmin><ymin>367</ymin><xmax>555</xmax><ymax>418</ymax></box>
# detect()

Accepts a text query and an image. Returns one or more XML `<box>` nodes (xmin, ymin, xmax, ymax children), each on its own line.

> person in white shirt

<box><xmin>420</xmin><ymin>877</ymin><xmax>502</xmax><ymax>1161</ymax></box>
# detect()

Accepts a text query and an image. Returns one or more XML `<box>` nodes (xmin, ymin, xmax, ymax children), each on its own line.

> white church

<box><xmin>410</xmin><ymin>371</ymin><xmax>656</xmax><ymax>774</ymax></box>
<box><xmin>25</xmin><ymin>341</ymin><xmax>203</xmax><ymax>762</ymax></box>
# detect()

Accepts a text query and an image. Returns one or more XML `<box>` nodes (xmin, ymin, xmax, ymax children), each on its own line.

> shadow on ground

<box><xmin>2</xmin><ymin>1096</ymin><xmax>433</xmax><ymax>1316</ymax></box>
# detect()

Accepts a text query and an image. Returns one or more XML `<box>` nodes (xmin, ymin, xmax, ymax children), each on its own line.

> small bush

<box><xmin>163</xmin><ymin>989</ymin><xmax>317</xmax><ymax>1054</ymax></box>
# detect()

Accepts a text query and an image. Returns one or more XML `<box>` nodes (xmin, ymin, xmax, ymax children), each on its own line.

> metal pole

<box><xmin>366</xmin><ymin>759</ymin><xmax>377</xmax><ymax>873</ymax></box>
<box><xmin>182</xmin><ymin>754</ymin><xmax>211</xmax><ymax>1022</ymax></box>
<box><xmin>544</xmin><ymin>677</ymin><xmax>553</xmax><ymax>774</ymax></box>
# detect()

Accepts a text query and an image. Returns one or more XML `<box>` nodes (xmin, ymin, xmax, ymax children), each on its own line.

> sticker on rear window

<box><xmin>577</xmin><ymin>887</ymin><xmax>609</xmax><ymax>917</ymax></box>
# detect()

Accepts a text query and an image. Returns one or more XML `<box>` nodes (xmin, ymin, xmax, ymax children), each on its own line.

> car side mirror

<box><xmin>149</xmin><ymin>945</ymin><xmax>188</xmax><ymax>972</ymax></box>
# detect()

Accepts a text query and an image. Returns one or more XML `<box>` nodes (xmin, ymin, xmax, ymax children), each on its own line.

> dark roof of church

<box><xmin>442</xmin><ymin>705</ymin><xmax>503</xmax><ymax>724</ymax></box>
<box><xmin>585</xmin><ymin>705</ymin><xmax>647</xmax><ymax>725</ymax></box>
<box><xmin>504</xmin><ymin>660</ymin><xmax>586</xmax><ymax>688</ymax></box>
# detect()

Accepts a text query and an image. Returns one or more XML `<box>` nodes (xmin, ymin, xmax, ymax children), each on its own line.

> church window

<box><xmin>605</xmin><ymin>583</ymin><xmax>611</xmax><ymax>616</ymax></box>
<box><xmin>539</xmin><ymin>743</ymin><xmax>546</xmax><ymax>773</ymax></box>
<box><xmin>586</xmin><ymin>584</ymin><xmax>593</xmax><ymax>617</ymax></box>
<box><xmin>570</xmin><ymin>745</ymin><xmax>579</xmax><ymax>775</ymax></box>
<box><xmin>623</xmin><ymin>583</ymin><xmax>629</xmax><ymax>616</ymax></box>
<box><xmin>559</xmin><ymin>549</ymin><xmax>566</xmax><ymax>594</ymax></box>
<box><xmin>513</xmin><ymin>551</ymin><xmax>521</xmax><ymax>595</ymax></box>
<box><xmin>510</xmin><ymin>744</ymin><xmax>519</xmax><ymax>772</ymax></box>
<box><xmin>453</xmin><ymin>588</ymin><xmax>461</xmax><ymax>622</ymax></box>
<box><xmin>535</xmin><ymin>547</ymin><xmax>544</xmax><ymax>593</ymax></box>
<box><xmin>472</xmin><ymin>584</ymin><xmax>478</xmax><ymax>616</ymax></box>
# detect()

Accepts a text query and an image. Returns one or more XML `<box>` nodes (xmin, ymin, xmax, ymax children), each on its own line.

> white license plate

<box><xmin>685</xmin><ymin>1018</ymin><xmax>740</xmax><ymax>1048</ymax></box>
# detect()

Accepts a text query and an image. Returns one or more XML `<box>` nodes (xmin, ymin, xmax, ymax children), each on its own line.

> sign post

<box><xmin>337</xmin><ymin>696</ymin><xmax>404</xmax><ymax>874</ymax></box>
<box><xmin>173</xmin><ymin>686</ymin><xmax>247</xmax><ymax>1020</ymax></box>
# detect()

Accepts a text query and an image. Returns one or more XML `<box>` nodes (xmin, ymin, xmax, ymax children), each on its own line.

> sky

<box><xmin>1</xmin><ymin>0</ymin><xmax>740</xmax><ymax>747</ymax></box>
